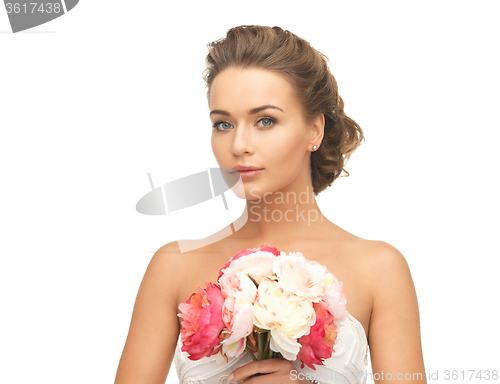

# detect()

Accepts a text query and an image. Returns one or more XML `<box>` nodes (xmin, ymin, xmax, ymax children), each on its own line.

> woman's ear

<box><xmin>310</xmin><ymin>113</ymin><xmax>325</xmax><ymax>145</ymax></box>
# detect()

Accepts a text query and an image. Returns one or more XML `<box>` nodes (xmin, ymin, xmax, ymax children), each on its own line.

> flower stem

<box><xmin>264</xmin><ymin>332</ymin><xmax>270</xmax><ymax>359</ymax></box>
<box><xmin>245</xmin><ymin>345</ymin><xmax>258</xmax><ymax>362</ymax></box>
<box><xmin>257</xmin><ymin>332</ymin><xmax>264</xmax><ymax>360</ymax></box>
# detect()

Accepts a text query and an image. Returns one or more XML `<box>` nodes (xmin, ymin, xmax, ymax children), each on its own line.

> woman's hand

<box><xmin>227</xmin><ymin>358</ymin><xmax>311</xmax><ymax>383</ymax></box>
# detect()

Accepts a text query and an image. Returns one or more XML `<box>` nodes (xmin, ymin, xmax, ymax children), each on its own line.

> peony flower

<box><xmin>271</xmin><ymin>251</ymin><xmax>327</xmax><ymax>302</ymax></box>
<box><xmin>177</xmin><ymin>282</ymin><xmax>225</xmax><ymax>360</ymax></box>
<box><xmin>217</xmin><ymin>248</ymin><xmax>258</xmax><ymax>281</ymax></box>
<box><xmin>219</xmin><ymin>271</ymin><xmax>257</xmax><ymax>357</ymax></box>
<box><xmin>217</xmin><ymin>244</ymin><xmax>279</xmax><ymax>282</ymax></box>
<box><xmin>253</xmin><ymin>277</ymin><xmax>316</xmax><ymax>360</ymax></box>
<box><xmin>322</xmin><ymin>272</ymin><xmax>348</xmax><ymax>327</ymax></box>
<box><xmin>297</xmin><ymin>300</ymin><xmax>338</xmax><ymax>370</ymax></box>
<box><xmin>221</xmin><ymin>251</ymin><xmax>277</xmax><ymax>285</ymax></box>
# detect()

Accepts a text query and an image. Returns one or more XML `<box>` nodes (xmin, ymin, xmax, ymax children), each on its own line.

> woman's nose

<box><xmin>231</xmin><ymin>124</ymin><xmax>255</xmax><ymax>155</ymax></box>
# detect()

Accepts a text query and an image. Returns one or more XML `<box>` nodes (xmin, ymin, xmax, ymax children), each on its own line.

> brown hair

<box><xmin>203</xmin><ymin>25</ymin><xmax>365</xmax><ymax>195</ymax></box>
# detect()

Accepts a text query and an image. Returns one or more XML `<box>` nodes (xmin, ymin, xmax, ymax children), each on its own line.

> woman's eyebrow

<box><xmin>209</xmin><ymin>105</ymin><xmax>284</xmax><ymax>117</ymax></box>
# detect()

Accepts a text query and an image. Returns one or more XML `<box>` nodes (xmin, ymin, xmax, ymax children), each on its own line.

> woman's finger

<box><xmin>228</xmin><ymin>358</ymin><xmax>287</xmax><ymax>382</ymax></box>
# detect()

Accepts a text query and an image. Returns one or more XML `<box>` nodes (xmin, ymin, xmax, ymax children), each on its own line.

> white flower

<box><xmin>224</xmin><ymin>251</ymin><xmax>276</xmax><ymax>284</ymax></box>
<box><xmin>271</xmin><ymin>251</ymin><xmax>327</xmax><ymax>302</ymax></box>
<box><xmin>252</xmin><ymin>277</ymin><xmax>316</xmax><ymax>360</ymax></box>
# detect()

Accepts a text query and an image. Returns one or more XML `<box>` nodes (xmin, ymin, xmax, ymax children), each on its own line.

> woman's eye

<box><xmin>213</xmin><ymin>121</ymin><xmax>233</xmax><ymax>131</ymax></box>
<box><xmin>257</xmin><ymin>117</ymin><xmax>276</xmax><ymax>128</ymax></box>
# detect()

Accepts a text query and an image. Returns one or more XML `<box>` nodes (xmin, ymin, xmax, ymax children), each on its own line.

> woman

<box><xmin>114</xmin><ymin>25</ymin><xmax>426</xmax><ymax>384</ymax></box>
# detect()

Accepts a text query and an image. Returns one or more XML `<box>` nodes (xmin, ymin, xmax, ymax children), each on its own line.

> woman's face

<box><xmin>209</xmin><ymin>66</ymin><xmax>321</xmax><ymax>200</ymax></box>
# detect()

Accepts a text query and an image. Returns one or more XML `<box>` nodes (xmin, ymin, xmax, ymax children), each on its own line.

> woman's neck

<box><xmin>233</xmin><ymin>184</ymin><xmax>330</xmax><ymax>241</ymax></box>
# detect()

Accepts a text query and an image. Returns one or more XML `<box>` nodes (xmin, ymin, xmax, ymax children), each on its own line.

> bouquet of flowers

<box><xmin>177</xmin><ymin>244</ymin><xmax>348</xmax><ymax>370</ymax></box>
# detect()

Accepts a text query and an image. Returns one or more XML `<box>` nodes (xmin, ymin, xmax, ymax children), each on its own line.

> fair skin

<box><xmin>114</xmin><ymin>67</ymin><xmax>426</xmax><ymax>384</ymax></box>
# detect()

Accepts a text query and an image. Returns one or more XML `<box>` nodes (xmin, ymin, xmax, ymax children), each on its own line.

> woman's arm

<box><xmin>114</xmin><ymin>242</ymin><xmax>182</xmax><ymax>384</ymax></box>
<box><xmin>368</xmin><ymin>241</ymin><xmax>427</xmax><ymax>383</ymax></box>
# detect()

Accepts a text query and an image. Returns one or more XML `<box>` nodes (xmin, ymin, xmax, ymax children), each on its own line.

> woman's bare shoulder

<box><xmin>332</xmin><ymin>224</ymin><xmax>407</xmax><ymax>268</ymax></box>
<box><xmin>345</xmin><ymin>235</ymin><xmax>410</xmax><ymax>279</ymax></box>
<box><xmin>350</xmin><ymin>237</ymin><xmax>416</xmax><ymax>318</ymax></box>
<box><xmin>327</xmin><ymin>227</ymin><xmax>411</xmax><ymax>291</ymax></box>
<box><xmin>148</xmin><ymin>241</ymin><xmax>185</xmax><ymax>290</ymax></box>
<box><xmin>155</xmin><ymin>240</ymin><xmax>232</xmax><ymax>304</ymax></box>
<box><xmin>142</xmin><ymin>240</ymin><xmax>216</xmax><ymax>312</ymax></box>
<box><xmin>153</xmin><ymin>240</ymin><xmax>213</xmax><ymax>270</ymax></box>
<box><xmin>357</xmin><ymin>239</ymin><xmax>410</xmax><ymax>277</ymax></box>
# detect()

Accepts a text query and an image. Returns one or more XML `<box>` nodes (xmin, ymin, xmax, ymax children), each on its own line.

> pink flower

<box><xmin>177</xmin><ymin>282</ymin><xmax>225</xmax><ymax>360</ymax></box>
<box><xmin>219</xmin><ymin>271</ymin><xmax>257</xmax><ymax>357</ymax></box>
<box><xmin>322</xmin><ymin>272</ymin><xmax>348</xmax><ymax>328</ymax></box>
<box><xmin>297</xmin><ymin>300</ymin><xmax>338</xmax><ymax>370</ymax></box>
<box><xmin>217</xmin><ymin>245</ymin><xmax>279</xmax><ymax>282</ymax></box>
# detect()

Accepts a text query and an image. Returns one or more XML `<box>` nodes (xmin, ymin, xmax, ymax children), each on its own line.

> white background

<box><xmin>1</xmin><ymin>1</ymin><xmax>499</xmax><ymax>383</ymax></box>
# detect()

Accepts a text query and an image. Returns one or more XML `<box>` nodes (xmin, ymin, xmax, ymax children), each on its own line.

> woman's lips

<box><xmin>230</xmin><ymin>169</ymin><xmax>264</xmax><ymax>179</ymax></box>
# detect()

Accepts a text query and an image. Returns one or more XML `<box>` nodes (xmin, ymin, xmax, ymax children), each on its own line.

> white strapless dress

<box><xmin>174</xmin><ymin>313</ymin><xmax>368</xmax><ymax>384</ymax></box>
